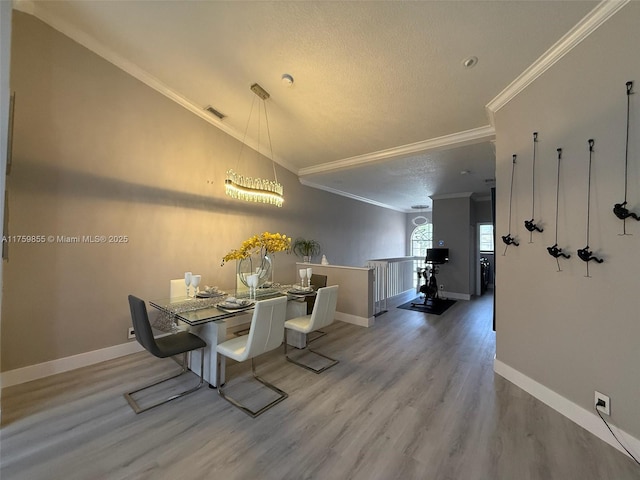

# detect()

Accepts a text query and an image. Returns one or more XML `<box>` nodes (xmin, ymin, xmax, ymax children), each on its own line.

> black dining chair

<box><xmin>124</xmin><ymin>295</ymin><xmax>207</xmax><ymax>414</ymax></box>
<box><xmin>306</xmin><ymin>274</ymin><xmax>328</xmax><ymax>342</ymax></box>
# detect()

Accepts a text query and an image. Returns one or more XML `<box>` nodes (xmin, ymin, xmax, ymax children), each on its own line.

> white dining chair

<box><xmin>216</xmin><ymin>296</ymin><xmax>288</xmax><ymax>417</ymax></box>
<box><xmin>284</xmin><ymin>285</ymin><xmax>339</xmax><ymax>374</ymax></box>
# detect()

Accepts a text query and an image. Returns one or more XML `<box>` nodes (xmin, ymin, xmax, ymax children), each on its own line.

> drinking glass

<box><xmin>306</xmin><ymin>268</ymin><xmax>313</xmax><ymax>287</ymax></box>
<box><xmin>248</xmin><ymin>274</ymin><xmax>258</xmax><ymax>299</ymax></box>
<box><xmin>299</xmin><ymin>268</ymin><xmax>307</xmax><ymax>288</ymax></box>
<box><xmin>191</xmin><ymin>274</ymin><xmax>201</xmax><ymax>297</ymax></box>
<box><xmin>184</xmin><ymin>272</ymin><xmax>192</xmax><ymax>297</ymax></box>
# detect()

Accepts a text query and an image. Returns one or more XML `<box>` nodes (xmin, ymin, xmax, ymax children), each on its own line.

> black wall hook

<box><xmin>577</xmin><ymin>246</ymin><xmax>603</xmax><ymax>264</ymax></box>
<box><xmin>547</xmin><ymin>243</ymin><xmax>570</xmax><ymax>259</ymax></box>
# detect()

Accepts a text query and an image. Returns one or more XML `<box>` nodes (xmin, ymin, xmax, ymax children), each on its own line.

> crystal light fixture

<box><xmin>224</xmin><ymin>169</ymin><xmax>284</xmax><ymax>206</ymax></box>
<box><xmin>224</xmin><ymin>83</ymin><xmax>284</xmax><ymax>208</ymax></box>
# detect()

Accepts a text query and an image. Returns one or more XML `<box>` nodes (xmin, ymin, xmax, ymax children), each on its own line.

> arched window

<box><xmin>411</xmin><ymin>223</ymin><xmax>433</xmax><ymax>258</ymax></box>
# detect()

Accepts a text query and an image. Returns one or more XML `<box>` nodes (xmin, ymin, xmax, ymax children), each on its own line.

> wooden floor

<box><xmin>2</xmin><ymin>293</ymin><xmax>639</xmax><ymax>480</ymax></box>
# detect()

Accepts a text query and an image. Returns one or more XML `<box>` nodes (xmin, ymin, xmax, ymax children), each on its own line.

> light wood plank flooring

<box><xmin>2</xmin><ymin>293</ymin><xmax>639</xmax><ymax>479</ymax></box>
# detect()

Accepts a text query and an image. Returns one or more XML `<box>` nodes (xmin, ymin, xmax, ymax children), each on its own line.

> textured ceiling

<box><xmin>19</xmin><ymin>0</ymin><xmax>599</xmax><ymax>211</ymax></box>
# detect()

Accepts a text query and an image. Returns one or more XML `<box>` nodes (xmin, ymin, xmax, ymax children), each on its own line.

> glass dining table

<box><xmin>148</xmin><ymin>286</ymin><xmax>315</xmax><ymax>387</ymax></box>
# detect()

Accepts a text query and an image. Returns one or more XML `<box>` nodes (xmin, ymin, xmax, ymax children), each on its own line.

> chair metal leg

<box><xmin>284</xmin><ymin>329</ymin><xmax>339</xmax><ymax>374</ymax></box>
<box><xmin>124</xmin><ymin>348</ymin><xmax>205</xmax><ymax>414</ymax></box>
<box><xmin>217</xmin><ymin>356</ymin><xmax>288</xmax><ymax>418</ymax></box>
<box><xmin>307</xmin><ymin>330</ymin><xmax>327</xmax><ymax>343</ymax></box>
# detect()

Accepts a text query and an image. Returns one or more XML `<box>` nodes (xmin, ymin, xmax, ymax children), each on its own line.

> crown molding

<box><xmin>299</xmin><ymin>177</ymin><xmax>407</xmax><ymax>212</ymax></box>
<box><xmin>298</xmin><ymin>125</ymin><xmax>495</xmax><ymax>177</ymax></box>
<box><xmin>485</xmin><ymin>0</ymin><xmax>630</xmax><ymax>124</ymax></box>
<box><xmin>13</xmin><ymin>0</ymin><xmax>298</xmax><ymax>174</ymax></box>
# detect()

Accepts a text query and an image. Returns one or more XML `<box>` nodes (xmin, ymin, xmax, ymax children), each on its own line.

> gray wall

<box><xmin>495</xmin><ymin>3</ymin><xmax>640</xmax><ymax>439</ymax></box>
<box><xmin>2</xmin><ymin>12</ymin><xmax>406</xmax><ymax>371</ymax></box>
<box><xmin>432</xmin><ymin>195</ymin><xmax>472</xmax><ymax>296</ymax></box>
<box><xmin>0</xmin><ymin>3</ymin><xmax>12</xmax><ymax>375</ymax></box>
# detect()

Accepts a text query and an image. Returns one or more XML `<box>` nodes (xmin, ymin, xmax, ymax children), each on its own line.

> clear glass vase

<box><xmin>237</xmin><ymin>254</ymin><xmax>272</xmax><ymax>289</ymax></box>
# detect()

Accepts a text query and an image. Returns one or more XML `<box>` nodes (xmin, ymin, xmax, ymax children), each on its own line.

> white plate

<box><xmin>287</xmin><ymin>288</ymin><xmax>313</xmax><ymax>295</ymax></box>
<box><xmin>218</xmin><ymin>300</ymin><xmax>253</xmax><ymax>310</ymax></box>
<box><xmin>196</xmin><ymin>291</ymin><xmax>223</xmax><ymax>298</ymax></box>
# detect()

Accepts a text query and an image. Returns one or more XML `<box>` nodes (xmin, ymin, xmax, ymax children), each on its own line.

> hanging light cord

<box><xmin>263</xmin><ymin>101</ymin><xmax>279</xmax><ymax>185</ymax></box>
<box><xmin>235</xmin><ymin>95</ymin><xmax>258</xmax><ymax>170</ymax></box>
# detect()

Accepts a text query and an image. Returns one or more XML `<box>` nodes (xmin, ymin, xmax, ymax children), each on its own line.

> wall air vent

<box><xmin>205</xmin><ymin>105</ymin><xmax>225</xmax><ymax>120</ymax></box>
<box><xmin>484</xmin><ymin>178</ymin><xmax>496</xmax><ymax>183</ymax></box>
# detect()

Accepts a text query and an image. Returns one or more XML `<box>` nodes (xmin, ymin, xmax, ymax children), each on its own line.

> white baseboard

<box><xmin>0</xmin><ymin>341</ymin><xmax>144</xmax><ymax>388</ymax></box>
<box><xmin>494</xmin><ymin>358</ymin><xmax>640</xmax><ymax>460</ymax></box>
<box><xmin>335</xmin><ymin>311</ymin><xmax>374</xmax><ymax>327</ymax></box>
<box><xmin>441</xmin><ymin>291</ymin><xmax>471</xmax><ymax>301</ymax></box>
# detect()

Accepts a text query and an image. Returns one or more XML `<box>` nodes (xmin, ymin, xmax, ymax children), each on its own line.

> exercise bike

<box><xmin>412</xmin><ymin>264</ymin><xmax>440</xmax><ymax>307</ymax></box>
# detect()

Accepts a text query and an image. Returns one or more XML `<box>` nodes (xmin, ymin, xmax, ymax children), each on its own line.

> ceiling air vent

<box><xmin>205</xmin><ymin>105</ymin><xmax>225</xmax><ymax>120</ymax></box>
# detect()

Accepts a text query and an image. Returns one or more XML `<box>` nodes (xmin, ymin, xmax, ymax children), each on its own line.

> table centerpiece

<box><xmin>222</xmin><ymin>231</ymin><xmax>291</xmax><ymax>288</ymax></box>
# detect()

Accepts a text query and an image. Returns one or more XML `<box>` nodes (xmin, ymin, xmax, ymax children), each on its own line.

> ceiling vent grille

<box><xmin>205</xmin><ymin>105</ymin><xmax>225</xmax><ymax>120</ymax></box>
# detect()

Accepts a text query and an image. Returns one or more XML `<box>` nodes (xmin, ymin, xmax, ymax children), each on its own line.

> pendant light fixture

<box><xmin>224</xmin><ymin>83</ymin><xmax>284</xmax><ymax>207</ymax></box>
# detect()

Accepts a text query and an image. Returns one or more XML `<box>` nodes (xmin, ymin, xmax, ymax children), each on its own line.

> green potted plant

<box><xmin>292</xmin><ymin>237</ymin><xmax>321</xmax><ymax>264</ymax></box>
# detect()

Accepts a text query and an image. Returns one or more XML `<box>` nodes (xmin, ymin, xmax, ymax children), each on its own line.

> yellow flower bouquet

<box><xmin>221</xmin><ymin>232</ymin><xmax>291</xmax><ymax>266</ymax></box>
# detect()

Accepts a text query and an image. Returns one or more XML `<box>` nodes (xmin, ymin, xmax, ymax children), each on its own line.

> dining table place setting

<box><xmin>285</xmin><ymin>285</ymin><xmax>316</xmax><ymax>297</ymax></box>
<box><xmin>195</xmin><ymin>285</ymin><xmax>226</xmax><ymax>298</ymax></box>
<box><xmin>216</xmin><ymin>297</ymin><xmax>255</xmax><ymax>313</ymax></box>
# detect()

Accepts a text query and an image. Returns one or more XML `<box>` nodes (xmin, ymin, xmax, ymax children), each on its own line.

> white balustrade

<box><xmin>367</xmin><ymin>256</ymin><xmax>423</xmax><ymax>316</ymax></box>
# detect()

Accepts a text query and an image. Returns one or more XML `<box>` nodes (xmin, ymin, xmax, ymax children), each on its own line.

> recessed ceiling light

<box><xmin>460</xmin><ymin>170</ymin><xmax>470</xmax><ymax>175</ymax></box>
<box><xmin>462</xmin><ymin>56</ymin><xmax>478</xmax><ymax>69</ymax></box>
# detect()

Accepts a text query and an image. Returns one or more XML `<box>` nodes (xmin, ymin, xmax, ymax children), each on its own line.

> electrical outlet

<box><xmin>595</xmin><ymin>391</ymin><xmax>610</xmax><ymax>415</ymax></box>
<box><xmin>127</xmin><ymin>327</ymin><xmax>135</xmax><ymax>339</ymax></box>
